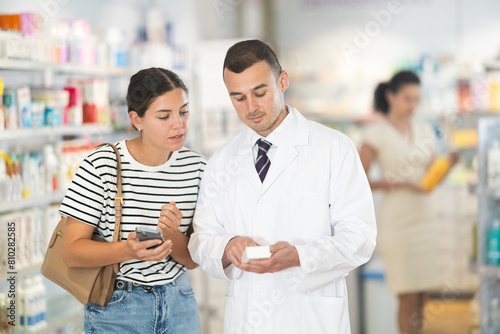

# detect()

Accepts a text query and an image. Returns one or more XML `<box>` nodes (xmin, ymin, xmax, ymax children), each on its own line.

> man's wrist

<box><xmin>222</xmin><ymin>236</ymin><xmax>237</xmax><ymax>268</ymax></box>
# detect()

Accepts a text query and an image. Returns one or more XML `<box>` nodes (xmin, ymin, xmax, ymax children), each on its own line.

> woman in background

<box><xmin>359</xmin><ymin>71</ymin><xmax>458</xmax><ymax>334</ymax></box>
<box><xmin>61</xmin><ymin>68</ymin><xmax>204</xmax><ymax>333</ymax></box>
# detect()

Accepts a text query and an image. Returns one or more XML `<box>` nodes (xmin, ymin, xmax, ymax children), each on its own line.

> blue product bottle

<box><xmin>487</xmin><ymin>219</ymin><xmax>500</xmax><ymax>266</ymax></box>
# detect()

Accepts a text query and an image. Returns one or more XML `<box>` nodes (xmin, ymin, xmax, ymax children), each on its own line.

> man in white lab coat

<box><xmin>188</xmin><ymin>39</ymin><xmax>377</xmax><ymax>334</ymax></box>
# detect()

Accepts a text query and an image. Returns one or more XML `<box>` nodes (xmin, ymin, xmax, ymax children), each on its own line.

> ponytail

<box><xmin>374</xmin><ymin>82</ymin><xmax>390</xmax><ymax>114</ymax></box>
<box><xmin>373</xmin><ymin>70</ymin><xmax>420</xmax><ymax>114</ymax></box>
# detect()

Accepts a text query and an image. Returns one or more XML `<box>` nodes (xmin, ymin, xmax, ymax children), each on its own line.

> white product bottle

<box><xmin>488</xmin><ymin>140</ymin><xmax>500</xmax><ymax>188</ymax></box>
<box><xmin>23</xmin><ymin>278</ymin><xmax>38</xmax><ymax>331</ymax></box>
<box><xmin>43</xmin><ymin>145</ymin><xmax>59</xmax><ymax>194</ymax></box>
<box><xmin>34</xmin><ymin>275</ymin><xmax>47</xmax><ymax>329</ymax></box>
<box><xmin>13</xmin><ymin>161</ymin><xmax>22</xmax><ymax>201</ymax></box>
<box><xmin>18</xmin><ymin>284</ymin><xmax>25</xmax><ymax>329</ymax></box>
<box><xmin>0</xmin><ymin>154</ymin><xmax>6</xmax><ymax>202</ymax></box>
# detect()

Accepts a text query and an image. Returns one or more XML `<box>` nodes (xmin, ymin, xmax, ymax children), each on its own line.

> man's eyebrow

<box><xmin>229</xmin><ymin>84</ymin><xmax>268</xmax><ymax>96</ymax></box>
<box><xmin>251</xmin><ymin>84</ymin><xmax>268</xmax><ymax>91</ymax></box>
<box><xmin>154</xmin><ymin>102</ymin><xmax>189</xmax><ymax>112</ymax></box>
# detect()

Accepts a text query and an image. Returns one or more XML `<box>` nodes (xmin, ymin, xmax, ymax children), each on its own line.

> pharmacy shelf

<box><xmin>0</xmin><ymin>124</ymin><xmax>113</xmax><ymax>142</ymax></box>
<box><xmin>16</xmin><ymin>309</ymin><xmax>83</xmax><ymax>334</ymax></box>
<box><xmin>479</xmin><ymin>265</ymin><xmax>500</xmax><ymax>278</ymax></box>
<box><xmin>0</xmin><ymin>191</ymin><xmax>65</xmax><ymax>214</ymax></box>
<box><xmin>0</xmin><ymin>59</ymin><xmax>130</xmax><ymax>76</ymax></box>
<box><xmin>484</xmin><ymin>61</ymin><xmax>500</xmax><ymax>71</ymax></box>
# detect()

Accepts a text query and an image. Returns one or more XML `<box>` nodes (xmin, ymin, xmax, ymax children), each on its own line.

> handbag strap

<box><xmin>95</xmin><ymin>143</ymin><xmax>123</xmax><ymax>242</ymax></box>
<box><xmin>95</xmin><ymin>143</ymin><xmax>123</xmax><ymax>274</ymax></box>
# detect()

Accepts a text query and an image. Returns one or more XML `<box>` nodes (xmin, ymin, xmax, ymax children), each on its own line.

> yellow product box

<box><xmin>451</xmin><ymin>129</ymin><xmax>478</xmax><ymax>148</ymax></box>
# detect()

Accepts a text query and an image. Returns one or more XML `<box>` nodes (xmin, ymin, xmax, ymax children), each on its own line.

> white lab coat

<box><xmin>189</xmin><ymin>107</ymin><xmax>377</xmax><ymax>334</ymax></box>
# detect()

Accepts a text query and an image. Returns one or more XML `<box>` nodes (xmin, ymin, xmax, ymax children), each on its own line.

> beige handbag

<box><xmin>41</xmin><ymin>143</ymin><xmax>123</xmax><ymax>307</ymax></box>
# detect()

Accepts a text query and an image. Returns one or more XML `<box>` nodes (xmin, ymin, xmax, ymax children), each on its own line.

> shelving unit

<box><xmin>0</xmin><ymin>191</ymin><xmax>65</xmax><ymax>214</ymax></box>
<box><xmin>0</xmin><ymin>59</ymin><xmax>131</xmax><ymax>76</ymax></box>
<box><xmin>0</xmin><ymin>43</ymin><xmax>125</xmax><ymax>334</ymax></box>
<box><xmin>483</xmin><ymin>61</ymin><xmax>500</xmax><ymax>72</ymax></box>
<box><xmin>477</xmin><ymin>116</ymin><xmax>500</xmax><ymax>333</ymax></box>
<box><xmin>0</xmin><ymin>124</ymin><xmax>112</xmax><ymax>141</ymax></box>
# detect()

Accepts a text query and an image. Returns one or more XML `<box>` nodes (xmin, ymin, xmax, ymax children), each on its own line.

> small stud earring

<box><xmin>138</xmin><ymin>128</ymin><xmax>141</xmax><ymax>133</ymax></box>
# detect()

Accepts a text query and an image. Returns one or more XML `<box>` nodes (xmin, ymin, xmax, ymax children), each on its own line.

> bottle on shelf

<box><xmin>34</xmin><ymin>275</ymin><xmax>47</xmax><ymax>329</ymax></box>
<box><xmin>3</xmin><ymin>87</ymin><xmax>17</xmax><ymax>130</ymax></box>
<box><xmin>0</xmin><ymin>152</ymin><xmax>6</xmax><ymax>202</ymax></box>
<box><xmin>0</xmin><ymin>77</ymin><xmax>4</xmax><ymax>131</ymax></box>
<box><xmin>23</xmin><ymin>277</ymin><xmax>38</xmax><ymax>331</ymax></box>
<box><xmin>487</xmin><ymin>219</ymin><xmax>500</xmax><ymax>266</ymax></box>
<box><xmin>18</xmin><ymin>283</ymin><xmax>25</xmax><ymax>329</ymax></box>
<box><xmin>43</xmin><ymin>145</ymin><xmax>60</xmax><ymax>194</ymax></box>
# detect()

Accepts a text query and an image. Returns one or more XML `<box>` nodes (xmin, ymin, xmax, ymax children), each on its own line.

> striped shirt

<box><xmin>59</xmin><ymin>140</ymin><xmax>206</xmax><ymax>285</ymax></box>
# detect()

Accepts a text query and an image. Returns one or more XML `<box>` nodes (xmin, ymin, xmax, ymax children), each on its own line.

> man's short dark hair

<box><xmin>223</xmin><ymin>40</ymin><xmax>282</xmax><ymax>80</ymax></box>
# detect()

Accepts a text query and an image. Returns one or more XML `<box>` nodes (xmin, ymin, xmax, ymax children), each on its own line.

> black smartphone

<box><xmin>135</xmin><ymin>227</ymin><xmax>164</xmax><ymax>249</ymax></box>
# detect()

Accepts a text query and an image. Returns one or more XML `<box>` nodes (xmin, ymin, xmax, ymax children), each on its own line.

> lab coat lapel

<box><xmin>261</xmin><ymin>108</ymin><xmax>309</xmax><ymax>194</ymax></box>
<box><xmin>261</xmin><ymin>143</ymin><xmax>298</xmax><ymax>194</ymax></box>
<box><xmin>231</xmin><ymin>132</ymin><xmax>262</xmax><ymax>191</ymax></box>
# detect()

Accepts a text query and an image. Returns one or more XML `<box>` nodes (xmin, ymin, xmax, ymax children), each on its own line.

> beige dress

<box><xmin>363</xmin><ymin>118</ymin><xmax>440</xmax><ymax>294</ymax></box>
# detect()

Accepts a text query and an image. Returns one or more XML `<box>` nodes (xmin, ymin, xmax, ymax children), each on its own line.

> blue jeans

<box><xmin>84</xmin><ymin>273</ymin><xmax>201</xmax><ymax>333</ymax></box>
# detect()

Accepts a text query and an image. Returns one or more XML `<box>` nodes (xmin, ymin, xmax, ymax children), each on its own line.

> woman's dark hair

<box><xmin>223</xmin><ymin>39</ymin><xmax>282</xmax><ymax>80</ymax></box>
<box><xmin>374</xmin><ymin>70</ymin><xmax>420</xmax><ymax>114</ymax></box>
<box><xmin>126</xmin><ymin>67</ymin><xmax>187</xmax><ymax>127</ymax></box>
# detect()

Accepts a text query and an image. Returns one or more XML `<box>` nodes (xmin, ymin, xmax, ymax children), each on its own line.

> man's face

<box><xmin>223</xmin><ymin>60</ymin><xmax>289</xmax><ymax>137</ymax></box>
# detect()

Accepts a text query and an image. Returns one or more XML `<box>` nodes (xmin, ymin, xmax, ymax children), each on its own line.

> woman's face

<box><xmin>135</xmin><ymin>88</ymin><xmax>190</xmax><ymax>152</ymax></box>
<box><xmin>387</xmin><ymin>83</ymin><xmax>421</xmax><ymax>118</ymax></box>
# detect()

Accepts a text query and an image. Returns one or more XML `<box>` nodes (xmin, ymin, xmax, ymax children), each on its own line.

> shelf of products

<box><xmin>0</xmin><ymin>59</ymin><xmax>130</xmax><ymax>76</ymax></box>
<box><xmin>0</xmin><ymin>4</ymin><xmax>192</xmax><ymax>333</ymax></box>
<box><xmin>477</xmin><ymin>116</ymin><xmax>500</xmax><ymax>334</ymax></box>
<box><xmin>16</xmin><ymin>310</ymin><xmax>83</xmax><ymax>334</ymax></box>
<box><xmin>0</xmin><ymin>191</ymin><xmax>65</xmax><ymax>215</ymax></box>
<box><xmin>0</xmin><ymin>124</ymin><xmax>112</xmax><ymax>141</ymax></box>
<box><xmin>484</xmin><ymin>61</ymin><xmax>500</xmax><ymax>72</ymax></box>
<box><xmin>0</xmin><ymin>44</ymin><xmax>115</xmax><ymax>334</ymax></box>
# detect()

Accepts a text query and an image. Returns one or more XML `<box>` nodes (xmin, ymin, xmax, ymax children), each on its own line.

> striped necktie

<box><xmin>255</xmin><ymin>139</ymin><xmax>272</xmax><ymax>182</ymax></box>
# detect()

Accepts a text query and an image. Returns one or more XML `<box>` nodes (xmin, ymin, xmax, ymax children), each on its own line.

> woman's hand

<box><xmin>157</xmin><ymin>201</ymin><xmax>183</xmax><ymax>238</ymax></box>
<box><xmin>447</xmin><ymin>151</ymin><xmax>460</xmax><ymax>166</ymax></box>
<box><xmin>125</xmin><ymin>231</ymin><xmax>172</xmax><ymax>261</ymax></box>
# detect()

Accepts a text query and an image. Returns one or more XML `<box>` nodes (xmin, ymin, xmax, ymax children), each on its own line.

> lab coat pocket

<box><xmin>290</xmin><ymin>192</ymin><xmax>330</xmax><ymax>238</ymax></box>
<box><xmin>302</xmin><ymin>295</ymin><xmax>348</xmax><ymax>334</ymax></box>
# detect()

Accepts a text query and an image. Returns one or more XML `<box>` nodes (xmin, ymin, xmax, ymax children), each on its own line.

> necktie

<box><xmin>255</xmin><ymin>139</ymin><xmax>272</xmax><ymax>182</ymax></box>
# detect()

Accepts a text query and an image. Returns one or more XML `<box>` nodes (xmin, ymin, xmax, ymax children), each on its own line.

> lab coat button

<box><xmin>260</xmin><ymin>197</ymin><xmax>266</xmax><ymax>203</ymax></box>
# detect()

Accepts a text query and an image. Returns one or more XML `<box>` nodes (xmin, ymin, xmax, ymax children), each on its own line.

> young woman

<box><xmin>61</xmin><ymin>68</ymin><xmax>204</xmax><ymax>333</ymax></box>
<box><xmin>359</xmin><ymin>70</ymin><xmax>459</xmax><ymax>334</ymax></box>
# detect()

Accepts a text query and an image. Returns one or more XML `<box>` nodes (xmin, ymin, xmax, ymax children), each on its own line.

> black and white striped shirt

<box><xmin>59</xmin><ymin>140</ymin><xmax>206</xmax><ymax>285</ymax></box>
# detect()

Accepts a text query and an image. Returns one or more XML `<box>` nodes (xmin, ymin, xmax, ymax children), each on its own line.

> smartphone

<box><xmin>135</xmin><ymin>227</ymin><xmax>164</xmax><ymax>249</ymax></box>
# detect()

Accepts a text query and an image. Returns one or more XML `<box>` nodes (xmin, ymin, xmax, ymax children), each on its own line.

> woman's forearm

<box><xmin>63</xmin><ymin>239</ymin><xmax>133</xmax><ymax>268</ymax></box>
<box><xmin>167</xmin><ymin>230</ymin><xmax>198</xmax><ymax>269</ymax></box>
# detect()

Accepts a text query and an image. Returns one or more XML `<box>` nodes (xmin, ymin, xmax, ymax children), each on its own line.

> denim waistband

<box><xmin>114</xmin><ymin>280</ymin><xmax>153</xmax><ymax>293</ymax></box>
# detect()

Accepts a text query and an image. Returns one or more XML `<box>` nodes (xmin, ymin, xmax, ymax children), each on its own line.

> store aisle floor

<box><xmin>424</xmin><ymin>299</ymin><xmax>471</xmax><ymax>334</ymax></box>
